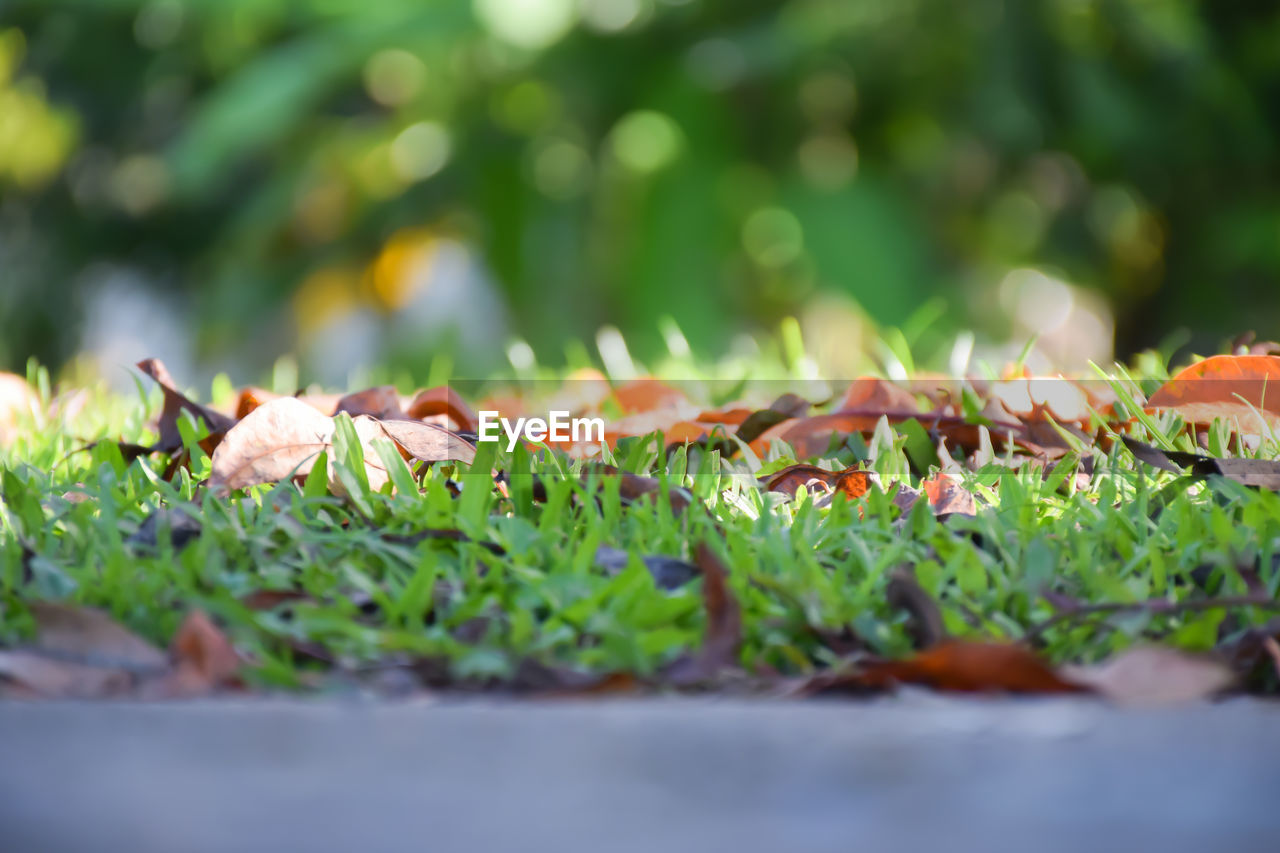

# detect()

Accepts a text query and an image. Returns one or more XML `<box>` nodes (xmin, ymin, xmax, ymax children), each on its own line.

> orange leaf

<box><xmin>694</xmin><ymin>407</ymin><xmax>754</xmax><ymax>426</ymax></box>
<box><xmin>234</xmin><ymin>387</ymin><xmax>279</xmax><ymax>419</ymax></box>
<box><xmin>920</xmin><ymin>472</ymin><xmax>976</xmax><ymax>516</ymax></box>
<box><xmin>170</xmin><ymin>611</ymin><xmax>240</xmax><ymax>685</ymax></box>
<box><xmin>860</xmin><ymin>641</ymin><xmax>1087</xmax><ymax>694</ymax></box>
<box><xmin>1148</xmin><ymin>354</ymin><xmax>1280</xmax><ymax>431</ymax></box>
<box><xmin>763</xmin><ymin>464</ymin><xmax>871</xmax><ymax>500</ymax></box>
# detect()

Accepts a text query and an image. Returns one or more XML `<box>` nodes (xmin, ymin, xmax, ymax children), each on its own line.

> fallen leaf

<box><xmin>28</xmin><ymin>601</ymin><xmax>169</xmax><ymax>672</ymax></box>
<box><xmin>840</xmin><ymin>377</ymin><xmax>919</xmax><ymax>414</ymax></box>
<box><xmin>208</xmin><ymin>397</ymin><xmax>335</xmax><ymax>491</ymax></box>
<box><xmin>239</xmin><ymin>589</ymin><xmax>310</xmax><ymax>610</ymax></box>
<box><xmin>378</xmin><ymin>418</ymin><xmax>477</xmax><ymax>465</ymax></box>
<box><xmin>611</xmin><ymin>378</ymin><xmax>687</xmax><ymax>414</ymax></box>
<box><xmin>733</xmin><ymin>393</ymin><xmax>812</xmax><ymax>445</ymax></box>
<box><xmin>160</xmin><ymin>610</ymin><xmax>241</xmax><ymax>696</ymax></box>
<box><xmin>1148</xmin><ymin>354</ymin><xmax>1280</xmax><ymax>432</ymax></box>
<box><xmin>858</xmin><ymin>641</ymin><xmax>1087</xmax><ymax>694</ymax></box>
<box><xmin>136</xmin><ymin>358</ymin><xmax>236</xmax><ymax>454</ymax></box>
<box><xmin>335</xmin><ymin>386</ymin><xmax>403</xmax><ymax>419</ymax></box>
<box><xmin>1122</xmin><ymin>436</ymin><xmax>1280</xmax><ymax>490</ymax></box>
<box><xmin>233</xmin><ymin>387</ymin><xmax>280</xmax><ymax>419</ymax></box>
<box><xmin>762</xmin><ymin>464</ymin><xmax>872</xmax><ymax>501</ymax></box>
<box><xmin>0</xmin><ymin>649</ymin><xmax>133</xmax><ymax>698</ymax></box>
<box><xmin>1062</xmin><ymin>645</ymin><xmax>1235</xmax><ymax>707</ymax></box>
<box><xmin>405</xmin><ymin>386</ymin><xmax>478</xmax><ymax>432</ymax></box>
<box><xmin>921</xmin><ymin>472</ymin><xmax>977</xmax><ymax>517</ymax></box>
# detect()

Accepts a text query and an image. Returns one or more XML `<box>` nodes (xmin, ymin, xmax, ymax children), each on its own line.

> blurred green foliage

<box><xmin>1</xmin><ymin>0</ymin><xmax>1279</xmax><ymax>376</ymax></box>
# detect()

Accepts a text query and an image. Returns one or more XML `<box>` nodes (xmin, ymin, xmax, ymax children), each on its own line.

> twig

<box><xmin>1025</xmin><ymin>594</ymin><xmax>1280</xmax><ymax>643</ymax></box>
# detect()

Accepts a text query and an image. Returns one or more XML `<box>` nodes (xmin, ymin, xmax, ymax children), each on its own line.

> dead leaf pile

<box><xmin>11</xmin><ymin>347</ymin><xmax>1280</xmax><ymax>705</ymax></box>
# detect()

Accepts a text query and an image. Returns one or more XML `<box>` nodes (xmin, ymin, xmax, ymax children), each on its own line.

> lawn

<box><xmin>2</xmin><ymin>337</ymin><xmax>1279</xmax><ymax>701</ymax></box>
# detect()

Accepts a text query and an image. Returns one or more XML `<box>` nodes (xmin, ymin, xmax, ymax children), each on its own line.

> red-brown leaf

<box><xmin>166</xmin><ymin>610</ymin><xmax>241</xmax><ymax>694</ymax></box>
<box><xmin>405</xmin><ymin>386</ymin><xmax>479</xmax><ymax>432</ymax></box>
<box><xmin>859</xmin><ymin>641</ymin><xmax>1088</xmax><ymax>694</ymax></box>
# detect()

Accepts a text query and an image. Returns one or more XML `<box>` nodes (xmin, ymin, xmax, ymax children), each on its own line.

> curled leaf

<box><xmin>406</xmin><ymin>386</ymin><xmax>478</xmax><ymax>432</ymax></box>
<box><xmin>137</xmin><ymin>358</ymin><xmax>235</xmax><ymax>453</ymax></box>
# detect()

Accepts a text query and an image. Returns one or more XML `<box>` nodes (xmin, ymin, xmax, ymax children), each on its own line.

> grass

<box><xmin>2</xmin><ymin>342</ymin><xmax>1279</xmax><ymax>696</ymax></box>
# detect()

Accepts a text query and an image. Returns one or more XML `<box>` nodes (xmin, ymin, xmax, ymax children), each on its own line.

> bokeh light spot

<box><xmin>797</xmin><ymin>133</ymin><xmax>858</xmax><ymax>190</ymax></box>
<box><xmin>473</xmin><ymin>0</ymin><xmax>577</xmax><ymax>50</ymax></box>
<box><xmin>390</xmin><ymin>121</ymin><xmax>451</xmax><ymax>182</ymax></box>
<box><xmin>742</xmin><ymin>207</ymin><xmax>804</xmax><ymax>268</ymax></box>
<box><xmin>533</xmin><ymin>139</ymin><xmax>591</xmax><ymax>199</ymax></box>
<box><xmin>581</xmin><ymin>0</ymin><xmax>647</xmax><ymax>33</ymax></box>
<box><xmin>134</xmin><ymin>0</ymin><xmax>185</xmax><ymax>51</ymax></box>
<box><xmin>608</xmin><ymin>110</ymin><xmax>683</xmax><ymax>174</ymax></box>
<box><xmin>363</xmin><ymin>49</ymin><xmax>426</xmax><ymax>108</ymax></box>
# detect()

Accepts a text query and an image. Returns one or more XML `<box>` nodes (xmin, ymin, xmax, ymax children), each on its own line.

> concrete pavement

<box><xmin>1</xmin><ymin>694</ymin><xmax>1278</xmax><ymax>853</ymax></box>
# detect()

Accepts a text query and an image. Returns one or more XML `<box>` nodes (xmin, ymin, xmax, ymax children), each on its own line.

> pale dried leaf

<box><xmin>1062</xmin><ymin>645</ymin><xmax>1235</xmax><ymax>707</ymax></box>
<box><xmin>28</xmin><ymin>601</ymin><xmax>168</xmax><ymax>671</ymax></box>
<box><xmin>0</xmin><ymin>649</ymin><xmax>133</xmax><ymax>698</ymax></box>
<box><xmin>209</xmin><ymin>397</ymin><xmax>335</xmax><ymax>491</ymax></box>
<box><xmin>378</xmin><ymin>418</ymin><xmax>477</xmax><ymax>464</ymax></box>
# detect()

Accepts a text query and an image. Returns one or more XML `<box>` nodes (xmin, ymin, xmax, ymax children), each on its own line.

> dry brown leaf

<box><xmin>378</xmin><ymin>418</ymin><xmax>477</xmax><ymax>465</ymax></box>
<box><xmin>762</xmin><ymin>464</ymin><xmax>873</xmax><ymax>501</ymax></box>
<box><xmin>858</xmin><ymin>641</ymin><xmax>1088</xmax><ymax>694</ymax></box>
<box><xmin>28</xmin><ymin>601</ymin><xmax>168</xmax><ymax>671</ymax></box>
<box><xmin>921</xmin><ymin>472</ymin><xmax>977</xmax><ymax>516</ymax></box>
<box><xmin>157</xmin><ymin>610</ymin><xmax>241</xmax><ymax>696</ymax></box>
<box><xmin>0</xmin><ymin>649</ymin><xmax>134</xmax><ymax>698</ymax></box>
<box><xmin>1061</xmin><ymin>645</ymin><xmax>1235</xmax><ymax>707</ymax></box>
<box><xmin>209</xmin><ymin>397</ymin><xmax>335</xmax><ymax>491</ymax></box>
<box><xmin>136</xmin><ymin>358</ymin><xmax>236</xmax><ymax>454</ymax></box>
<box><xmin>336</xmin><ymin>386</ymin><xmax>404</xmax><ymax>419</ymax></box>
